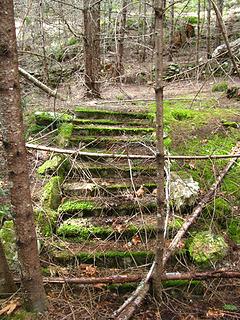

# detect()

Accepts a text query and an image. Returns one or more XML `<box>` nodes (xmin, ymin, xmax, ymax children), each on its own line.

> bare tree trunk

<box><xmin>39</xmin><ymin>0</ymin><xmax>49</xmax><ymax>84</ymax></box>
<box><xmin>168</xmin><ymin>0</ymin><xmax>175</xmax><ymax>61</ymax></box>
<box><xmin>83</xmin><ymin>0</ymin><xmax>101</xmax><ymax>98</ymax></box>
<box><xmin>207</xmin><ymin>0</ymin><xmax>211</xmax><ymax>58</ymax></box>
<box><xmin>215</xmin><ymin>0</ymin><xmax>224</xmax><ymax>47</ymax></box>
<box><xmin>116</xmin><ymin>0</ymin><xmax>128</xmax><ymax>77</ymax></box>
<box><xmin>152</xmin><ymin>0</ymin><xmax>165</xmax><ymax>301</ymax></box>
<box><xmin>0</xmin><ymin>240</ymin><xmax>16</xmax><ymax>297</ymax></box>
<box><xmin>0</xmin><ymin>0</ymin><xmax>47</xmax><ymax>312</ymax></box>
<box><xmin>196</xmin><ymin>0</ymin><xmax>201</xmax><ymax>64</ymax></box>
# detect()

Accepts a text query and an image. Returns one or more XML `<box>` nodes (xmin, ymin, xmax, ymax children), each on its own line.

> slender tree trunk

<box><xmin>0</xmin><ymin>240</ymin><xmax>16</xmax><ymax>297</ymax></box>
<box><xmin>152</xmin><ymin>0</ymin><xmax>165</xmax><ymax>301</ymax></box>
<box><xmin>215</xmin><ymin>0</ymin><xmax>224</xmax><ymax>47</ymax></box>
<box><xmin>116</xmin><ymin>0</ymin><xmax>128</xmax><ymax>77</ymax></box>
<box><xmin>39</xmin><ymin>0</ymin><xmax>49</xmax><ymax>84</ymax></box>
<box><xmin>207</xmin><ymin>0</ymin><xmax>211</xmax><ymax>58</ymax></box>
<box><xmin>196</xmin><ymin>0</ymin><xmax>201</xmax><ymax>64</ymax></box>
<box><xmin>168</xmin><ymin>0</ymin><xmax>175</xmax><ymax>61</ymax></box>
<box><xmin>83</xmin><ymin>0</ymin><xmax>101</xmax><ymax>98</ymax></box>
<box><xmin>0</xmin><ymin>0</ymin><xmax>47</xmax><ymax>312</ymax></box>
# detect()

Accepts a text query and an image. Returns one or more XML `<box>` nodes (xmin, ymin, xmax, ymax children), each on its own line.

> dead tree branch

<box><xmin>26</xmin><ymin>143</ymin><xmax>240</xmax><ymax>160</ymax></box>
<box><xmin>19</xmin><ymin>67</ymin><xmax>66</xmax><ymax>100</ymax></box>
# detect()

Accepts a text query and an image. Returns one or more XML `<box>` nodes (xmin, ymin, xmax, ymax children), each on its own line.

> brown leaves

<box><xmin>0</xmin><ymin>299</ymin><xmax>21</xmax><ymax>316</ymax></box>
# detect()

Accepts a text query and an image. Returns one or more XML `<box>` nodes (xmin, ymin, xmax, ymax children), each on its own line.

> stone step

<box><xmin>58</xmin><ymin>196</ymin><xmax>157</xmax><ymax>218</ymax></box>
<box><xmin>72</xmin><ymin>124</ymin><xmax>154</xmax><ymax>137</ymax></box>
<box><xmin>63</xmin><ymin>178</ymin><xmax>157</xmax><ymax>197</ymax></box>
<box><xmin>74</xmin><ymin>107</ymin><xmax>153</xmax><ymax>122</ymax></box>
<box><xmin>69</xmin><ymin>162</ymin><xmax>156</xmax><ymax>179</ymax></box>
<box><xmin>51</xmin><ymin>239</ymin><xmax>155</xmax><ymax>268</ymax></box>
<box><xmin>69</xmin><ymin>135</ymin><xmax>155</xmax><ymax>149</ymax></box>
<box><xmin>56</xmin><ymin>214</ymin><xmax>157</xmax><ymax>241</ymax></box>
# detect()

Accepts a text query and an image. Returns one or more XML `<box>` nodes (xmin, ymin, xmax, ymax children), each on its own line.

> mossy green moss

<box><xmin>35</xmin><ymin>209</ymin><xmax>59</xmax><ymax>236</ymax></box>
<box><xmin>74</xmin><ymin>107</ymin><xmax>150</xmax><ymax>120</ymax></box>
<box><xmin>188</xmin><ymin>231</ymin><xmax>228</xmax><ymax>266</ymax></box>
<box><xmin>73</xmin><ymin>125</ymin><xmax>154</xmax><ymax>136</ymax></box>
<box><xmin>34</xmin><ymin>111</ymin><xmax>73</xmax><ymax>126</ymax></box>
<box><xmin>42</xmin><ymin>176</ymin><xmax>63</xmax><ymax>210</ymax></box>
<box><xmin>171</xmin><ymin>109</ymin><xmax>195</xmax><ymax>121</ymax></box>
<box><xmin>212</xmin><ymin>81</ymin><xmax>228</xmax><ymax>92</ymax></box>
<box><xmin>58</xmin><ymin>200</ymin><xmax>95</xmax><ymax>214</ymax></box>
<box><xmin>37</xmin><ymin>155</ymin><xmax>69</xmax><ymax>176</ymax></box>
<box><xmin>227</xmin><ymin>218</ymin><xmax>240</xmax><ymax>244</ymax></box>
<box><xmin>56</xmin><ymin>122</ymin><xmax>73</xmax><ymax>147</ymax></box>
<box><xmin>204</xmin><ymin>197</ymin><xmax>232</xmax><ymax>220</ymax></box>
<box><xmin>56</xmin><ymin>218</ymin><xmax>155</xmax><ymax>240</ymax></box>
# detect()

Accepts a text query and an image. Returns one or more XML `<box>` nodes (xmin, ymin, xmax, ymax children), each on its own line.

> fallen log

<box><xmin>113</xmin><ymin>142</ymin><xmax>240</xmax><ymax>320</ymax></box>
<box><xmin>19</xmin><ymin>67</ymin><xmax>66</xmax><ymax>100</ymax></box>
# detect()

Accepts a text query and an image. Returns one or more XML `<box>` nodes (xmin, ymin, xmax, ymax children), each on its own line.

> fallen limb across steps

<box><xmin>26</xmin><ymin>143</ymin><xmax>240</xmax><ymax>160</ymax></box>
<box><xmin>113</xmin><ymin>142</ymin><xmax>240</xmax><ymax>320</ymax></box>
<box><xmin>13</xmin><ymin>270</ymin><xmax>240</xmax><ymax>285</ymax></box>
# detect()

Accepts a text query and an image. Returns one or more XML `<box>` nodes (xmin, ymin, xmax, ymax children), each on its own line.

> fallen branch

<box><xmin>13</xmin><ymin>270</ymin><xmax>240</xmax><ymax>285</ymax></box>
<box><xmin>114</xmin><ymin>143</ymin><xmax>240</xmax><ymax>320</ymax></box>
<box><xmin>19</xmin><ymin>67</ymin><xmax>66</xmax><ymax>100</ymax></box>
<box><xmin>25</xmin><ymin>143</ymin><xmax>240</xmax><ymax>160</ymax></box>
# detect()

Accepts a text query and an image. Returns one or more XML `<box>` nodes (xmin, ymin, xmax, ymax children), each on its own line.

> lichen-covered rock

<box><xmin>170</xmin><ymin>173</ymin><xmax>199</xmax><ymax>211</ymax></box>
<box><xmin>188</xmin><ymin>231</ymin><xmax>228</xmax><ymax>266</ymax></box>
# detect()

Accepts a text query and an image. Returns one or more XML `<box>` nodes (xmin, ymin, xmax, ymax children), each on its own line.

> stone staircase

<box><xmin>35</xmin><ymin>106</ymin><xmax>163</xmax><ymax>272</ymax></box>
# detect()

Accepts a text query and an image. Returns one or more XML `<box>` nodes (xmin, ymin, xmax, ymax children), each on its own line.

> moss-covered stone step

<box><xmin>69</xmin><ymin>135</ymin><xmax>155</xmax><ymax>149</ymax></box>
<box><xmin>58</xmin><ymin>197</ymin><xmax>157</xmax><ymax>217</ymax></box>
<box><xmin>62</xmin><ymin>178</ymin><xmax>157</xmax><ymax>197</ymax></box>
<box><xmin>56</xmin><ymin>215</ymin><xmax>157</xmax><ymax>241</ymax></box>
<box><xmin>34</xmin><ymin>111</ymin><xmax>153</xmax><ymax>128</ymax></box>
<box><xmin>74</xmin><ymin>107</ymin><xmax>153</xmax><ymax>122</ymax></box>
<box><xmin>72</xmin><ymin>125</ymin><xmax>154</xmax><ymax>137</ymax></box>
<box><xmin>70</xmin><ymin>162</ymin><xmax>156</xmax><ymax>179</ymax></box>
<box><xmin>51</xmin><ymin>240</ymin><xmax>155</xmax><ymax>268</ymax></box>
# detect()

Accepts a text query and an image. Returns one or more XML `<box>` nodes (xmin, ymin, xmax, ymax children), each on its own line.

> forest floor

<box><xmin>1</xmin><ymin>77</ymin><xmax>240</xmax><ymax>320</ymax></box>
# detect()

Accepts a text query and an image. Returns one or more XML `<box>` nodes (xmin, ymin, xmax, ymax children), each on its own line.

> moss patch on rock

<box><xmin>42</xmin><ymin>176</ymin><xmax>63</xmax><ymax>210</ymax></box>
<box><xmin>0</xmin><ymin>220</ymin><xmax>17</xmax><ymax>269</ymax></box>
<box><xmin>37</xmin><ymin>155</ymin><xmax>69</xmax><ymax>176</ymax></box>
<box><xmin>188</xmin><ymin>231</ymin><xmax>228</xmax><ymax>266</ymax></box>
<box><xmin>56</xmin><ymin>122</ymin><xmax>74</xmax><ymax>147</ymax></box>
<box><xmin>35</xmin><ymin>209</ymin><xmax>59</xmax><ymax>236</ymax></box>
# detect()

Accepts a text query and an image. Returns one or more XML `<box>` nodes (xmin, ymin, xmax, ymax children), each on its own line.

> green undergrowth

<box><xmin>227</xmin><ymin>218</ymin><xmax>240</xmax><ymax>244</ymax></box>
<box><xmin>58</xmin><ymin>200</ymin><xmax>95</xmax><ymax>214</ymax></box>
<box><xmin>172</xmin><ymin>130</ymin><xmax>240</xmax><ymax>192</ymax></box>
<box><xmin>212</xmin><ymin>81</ymin><xmax>228</xmax><ymax>92</ymax></box>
